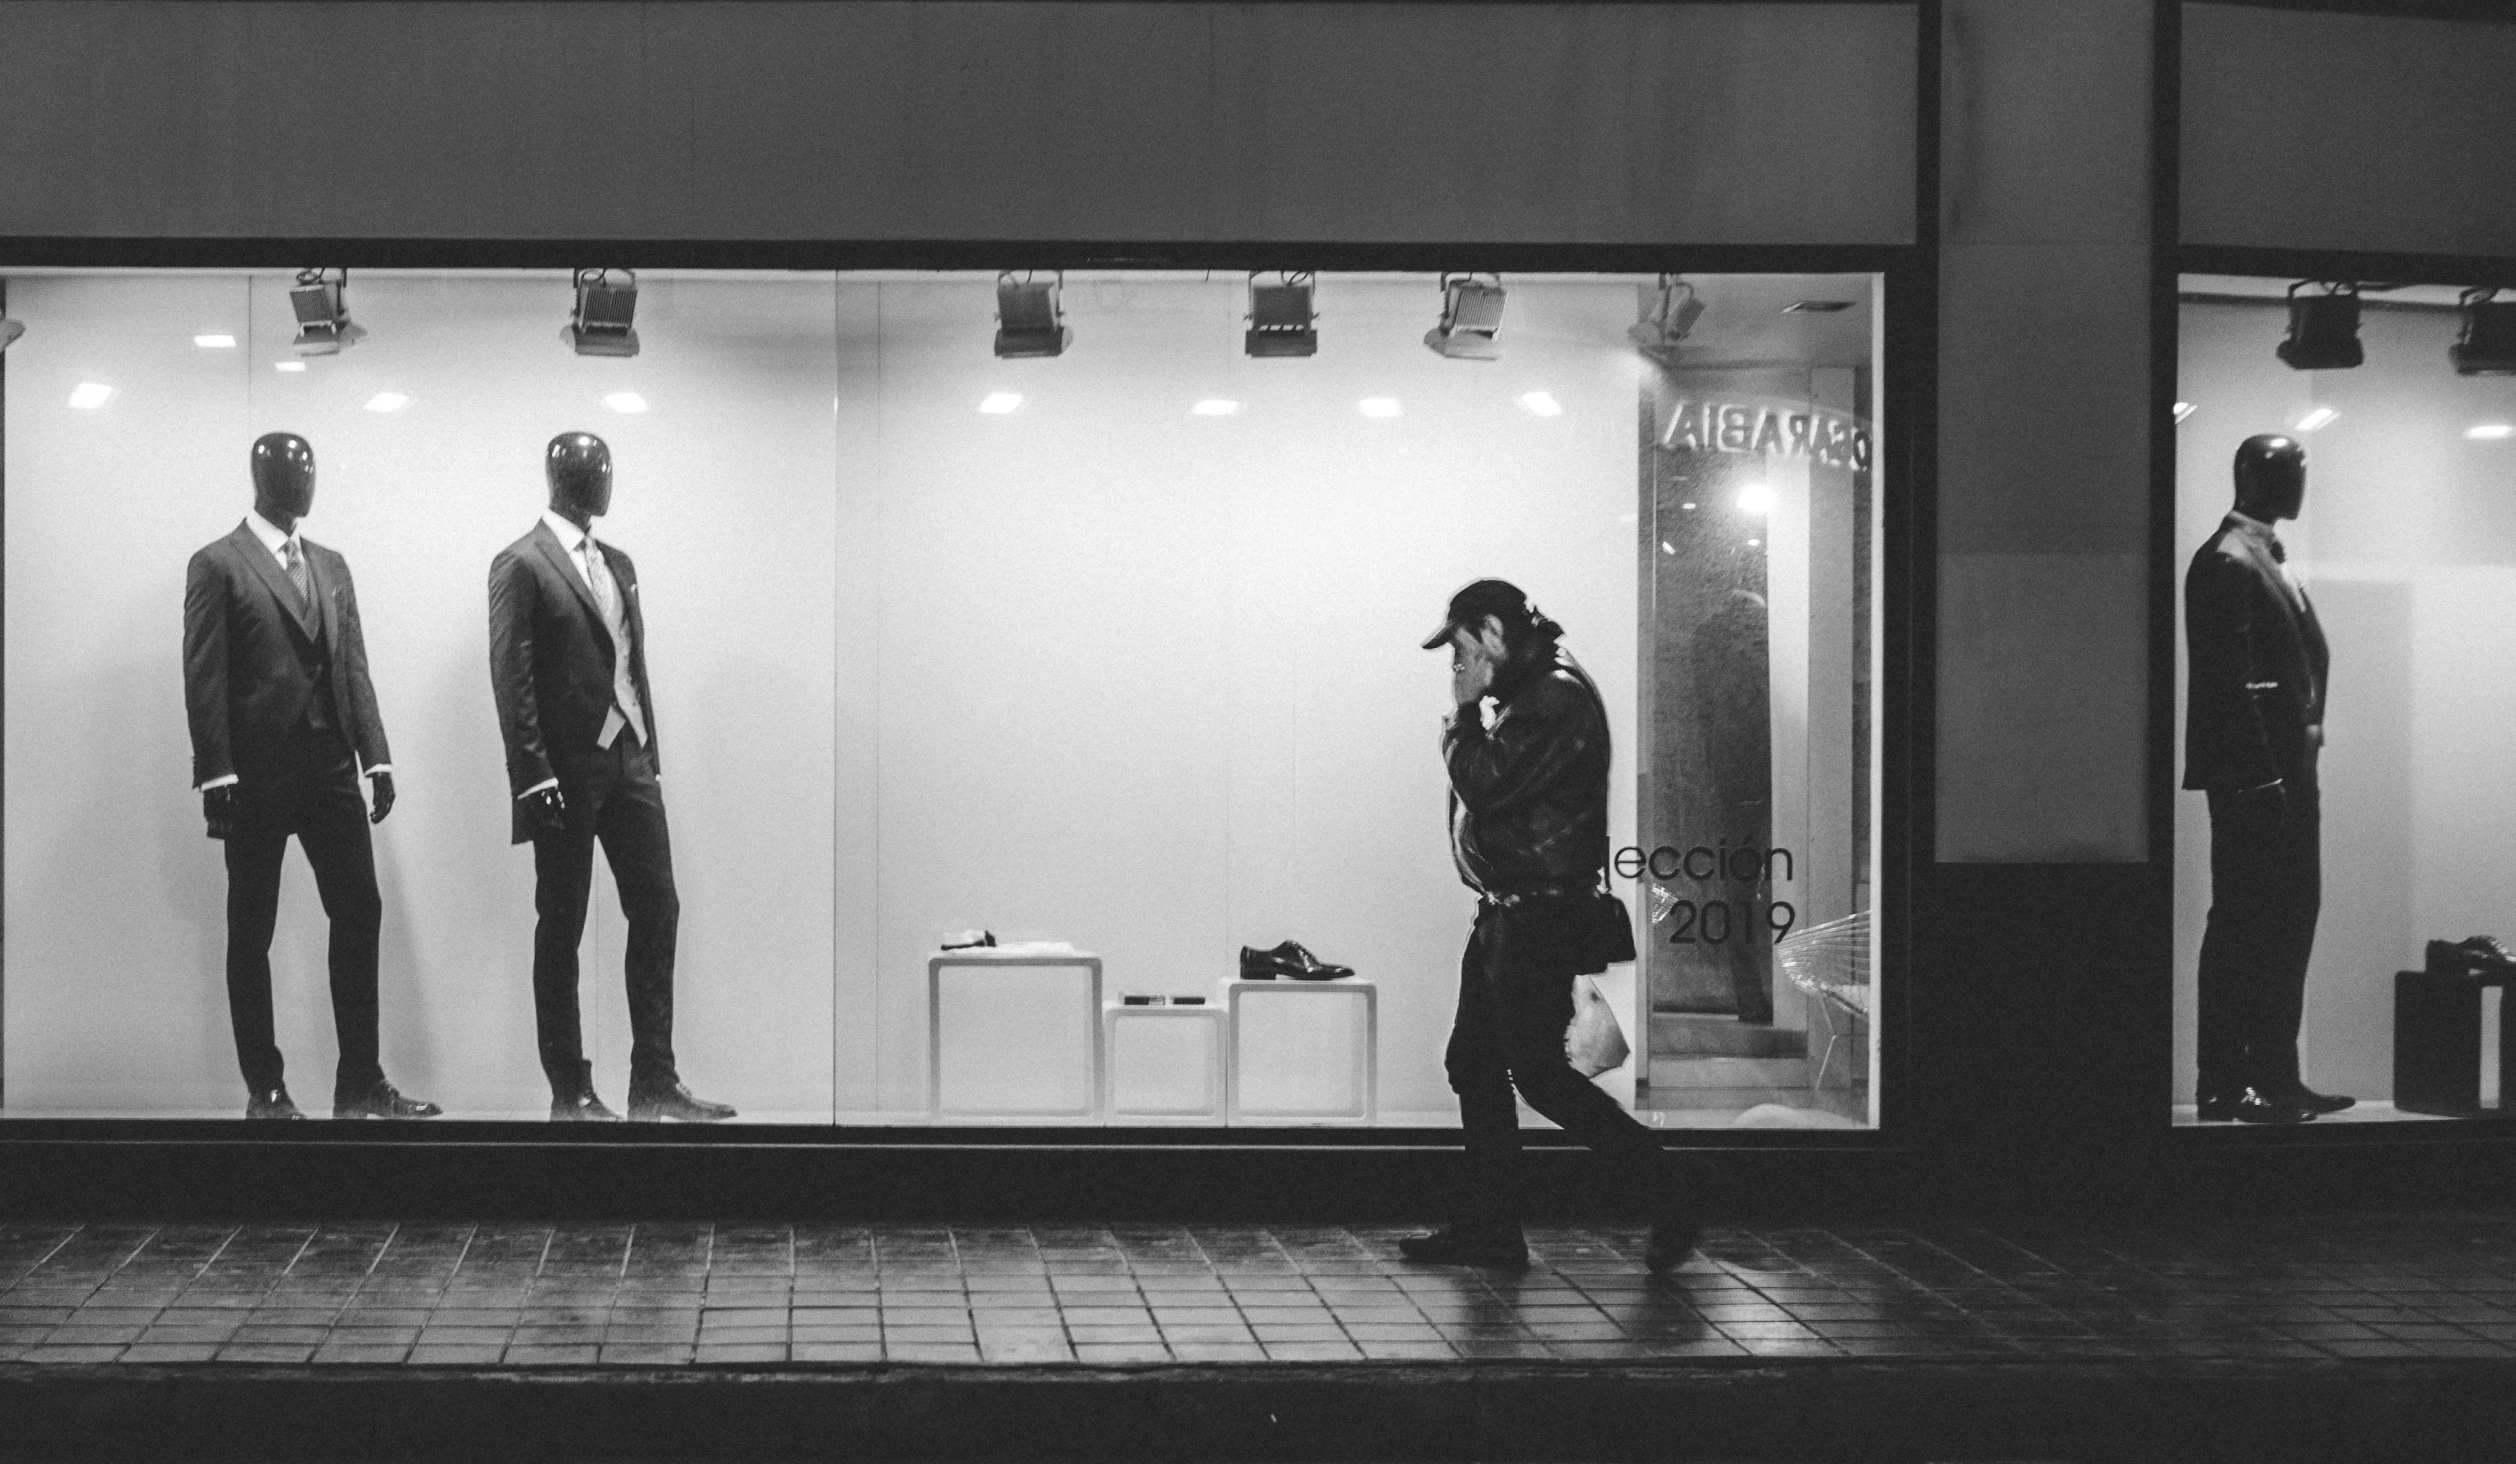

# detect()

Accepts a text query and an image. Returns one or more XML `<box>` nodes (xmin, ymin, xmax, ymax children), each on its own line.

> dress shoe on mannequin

<box><xmin>334</xmin><ymin>1078</ymin><xmax>443</xmax><ymax>1120</ymax></box>
<box><xmin>627</xmin><ymin>1077</ymin><xmax>737</xmax><ymax>1123</ymax></box>
<box><xmin>2275</xmin><ymin>1084</ymin><xmax>2355</xmax><ymax>1115</ymax></box>
<box><xmin>245</xmin><ymin>1086</ymin><xmax>305</xmax><ymax>1120</ymax></box>
<box><xmin>2196</xmin><ymin>1087</ymin><xmax>2316</xmax><ymax>1124</ymax></box>
<box><xmin>550</xmin><ymin>1060</ymin><xmax>623</xmax><ymax>1122</ymax></box>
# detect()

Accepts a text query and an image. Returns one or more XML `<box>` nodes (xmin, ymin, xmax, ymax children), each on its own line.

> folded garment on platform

<box><xmin>939</xmin><ymin>939</ymin><xmax>1082</xmax><ymax>957</ymax></box>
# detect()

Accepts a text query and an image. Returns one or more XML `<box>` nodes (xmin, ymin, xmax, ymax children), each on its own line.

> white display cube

<box><xmin>1102</xmin><ymin>1000</ymin><xmax>1227</xmax><ymax>1124</ymax></box>
<box><xmin>1226</xmin><ymin>978</ymin><xmax>1376</xmax><ymax>1126</ymax></box>
<box><xmin>928</xmin><ymin>954</ymin><xmax>1102</xmax><ymax>1122</ymax></box>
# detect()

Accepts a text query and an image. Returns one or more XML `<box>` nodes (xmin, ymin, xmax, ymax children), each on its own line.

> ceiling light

<box><xmin>274</xmin><ymin>360</ymin><xmax>307</xmax><ymax>373</ymax></box>
<box><xmin>289</xmin><ymin>267</ymin><xmax>366</xmax><ymax>356</ymax></box>
<box><xmin>1737</xmin><ymin>484</ymin><xmax>1775</xmax><ymax>515</ymax></box>
<box><xmin>2173</xmin><ymin>401</ymin><xmax>2198</xmax><ymax>424</ymax></box>
<box><xmin>0</xmin><ymin>319</ymin><xmax>23</xmax><ymax>352</ymax></box>
<box><xmin>995</xmin><ymin>272</ymin><xmax>1071</xmax><ymax>359</ymax></box>
<box><xmin>193</xmin><ymin>333</ymin><xmax>237</xmax><ymax>349</ymax></box>
<box><xmin>2294</xmin><ymin>406</ymin><xmax>2339</xmax><ymax>433</ymax></box>
<box><xmin>364</xmin><ymin>392</ymin><xmax>410</xmax><ymax>413</ymax></box>
<box><xmin>566</xmin><ymin>268</ymin><xmax>640</xmax><ymax>358</ymax></box>
<box><xmin>1246</xmin><ymin>272</ymin><xmax>1317</xmax><ymax>358</ymax></box>
<box><xmin>604</xmin><ymin>391</ymin><xmax>649</xmax><ymax>414</ymax></box>
<box><xmin>1517</xmin><ymin>391</ymin><xmax>1563</xmax><ymax>417</ymax></box>
<box><xmin>2467</xmin><ymin>423</ymin><xmax>2514</xmax><ymax>441</ymax></box>
<box><xmin>1192</xmin><ymin>399</ymin><xmax>1241</xmax><ymax>417</ymax></box>
<box><xmin>1629</xmin><ymin>275</ymin><xmax>1704</xmax><ymax>364</ymax></box>
<box><xmin>979</xmin><ymin>392</ymin><xmax>1023</xmax><ymax>415</ymax></box>
<box><xmin>67</xmin><ymin>382</ymin><xmax>113</xmax><ymax>410</ymax></box>
<box><xmin>2451</xmin><ymin>287</ymin><xmax>2516</xmax><ymax>376</ymax></box>
<box><xmin>1782</xmin><ymin>299</ymin><xmax>1855</xmax><ymax>314</ymax></box>
<box><xmin>2276</xmin><ymin>282</ymin><xmax>2361</xmax><ymax>370</ymax></box>
<box><xmin>1424</xmin><ymin>273</ymin><xmax>1505</xmax><ymax>360</ymax></box>
<box><xmin>1358</xmin><ymin>397</ymin><xmax>1402</xmax><ymax>418</ymax></box>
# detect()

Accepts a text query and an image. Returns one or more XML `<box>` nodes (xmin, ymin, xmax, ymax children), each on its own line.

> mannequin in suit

<box><xmin>488</xmin><ymin>432</ymin><xmax>734</xmax><ymax>1123</ymax></box>
<box><xmin>2183</xmin><ymin>433</ymin><xmax>2353</xmax><ymax>1124</ymax></box>
<box><xmin>182</xmin><ymin>433</ymin><xmax>439</xmax><ymax>1121</ymax></box>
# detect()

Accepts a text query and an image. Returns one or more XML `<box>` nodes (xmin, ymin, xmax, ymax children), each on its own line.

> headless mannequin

<box><xmin>523</xmin><ymin>433</ymin><xmax>614</xmax><ymax>835</ymax></box>
<box><xmin>202</xmin><ymin>435</ymin><xmax>394</xmax><ymax>838</ymax></box>
<box><xmin>2229</xmin><ymin>434</ymin><xmax>2317</xmax><ymax>824</ymax></box>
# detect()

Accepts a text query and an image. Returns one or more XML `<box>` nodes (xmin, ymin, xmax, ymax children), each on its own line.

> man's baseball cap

<box><xmin>1422</xmin><ymin>578</ymin><xmax>1533</xmax><ymax>650</ymax></box>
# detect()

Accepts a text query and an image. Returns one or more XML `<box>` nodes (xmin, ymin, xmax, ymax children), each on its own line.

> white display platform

<box><xmin>1225</xmin><ymin>978</ymin><xmax>1376</xmax><ymax>1126</ymax></box>
<box><xmin>1101</xmin><ymin>998</ymin><xmax>1227</xmax><ymax>1125</ymax></box>
<box><xmin>928</xmin><ymin>953</ymin><xmax>1103</xmax><ymax>1122</ymax></box>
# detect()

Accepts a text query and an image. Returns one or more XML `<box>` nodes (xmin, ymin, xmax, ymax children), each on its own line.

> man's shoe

<box><xmin>628</xmin><ymin>1079</ymin><xmax>737</xmax><ymax>1123</ymax></box>
<box><xmin>2195</xmin><ymin>1087</ymin><xmax>2315</xmax><ymax>1124</ymax></box>
<box><xmin>2427</xmin><ymin>936</ymin><xmax>2516</xmax><ymax>978</ymax></box>
<box><xmin>334</xmin><ymin>1079</ymin><xmax>443</xmax><ymax>1120</ymax></box>
<box><xmin>2274</xmin><ymin>1084</ymin><xmax>2356</xmax><ymax>1115</ymax></box>
<box><xmin>1645</xmin><ymin>1209</ymin><xmax>1705</xmax><ymax>1273</ymax></box>
<box><xmin>245</xmin><ymin>1086</ymin><xmax>304</xmax><ymax>1120</ymax></box>
<box><xmin>1239</xmin><ymin>941</ymin><xmax>1356</xmax><ymax>982</ymax></box>
<box><xmin>550</xmin><ymin>1060</ymin><xmax>624</xmax><ymax>1121</ymax></box>
<box><xmin>1397</xmin><ymin>1224</ymin><xmax>1528</xmax><ymax>1269</ymax></box>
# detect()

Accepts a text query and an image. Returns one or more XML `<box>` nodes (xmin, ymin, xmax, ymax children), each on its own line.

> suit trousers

<box><xmin>2197</xmin><ymin>781</ymin><xmax>2322</xmax><ymax>1098</ymax></box>
<box><xmin>1445</xmin><ymin>898</ymin><xmax>1682</xmax><ymax>1226</ymax></box>
<box><xmin>223</xmin><ymin>728</ymin><xmax>383</xmax><ymax>1097</ymax></box>
<box><xmin>531</xmin><ymin>735</ymin><xmax>680</xmax><ymax>1092</ymax></box>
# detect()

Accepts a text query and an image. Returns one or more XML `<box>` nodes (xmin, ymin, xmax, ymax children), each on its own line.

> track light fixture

<box><xmin>0</xmin><ymin>318</ymin><xmax>22</xmax><ymax>352</ymax></box>
<box><xmin>289</xmin><ymin>268</ymin><xmax>366</xmax><ymax>356</ymax></box>
<box><xmin>2275</xmin><ymin>281</ymin><xmax>2362</xmax><ymax>371</ymax></box>
<box><xmin>995</xmin><ymin>271</ymin><xmax>1072</xmax><ymax>359</ymax></box>
<box><xmin>1627</xmin><ymin>275</ymin><xmax>1705</xmax><ymax>363</ymax></box>
<box><xmin>1245</xmin><ymin>271</ymin><xmax>1317</xmax><ymax>358</ymax></box>
<box><xmin>2451</xmin><ymin>287</ymin><xmax>2516</xmax><ymax>376</ymax></box>
<box><xmin>566</xmin><ymin>268</ymin><xmax>640</xmax><ymax>358</ymax></box>
<box><xmin>1424</xmin><ymin>273</ymin><xmax>1506</xmax><ymax>360</ymax></box>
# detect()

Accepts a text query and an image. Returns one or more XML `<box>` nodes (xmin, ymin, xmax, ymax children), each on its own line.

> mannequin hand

<box><xmin>367</xmin><ymin>771</ymin><xmax>395</xmax><ymax>825</ymax></box>
<box><xmin>528</xmin><ymin>786</ymin><xmax>568</xmax><ymax>836</ymax></box>
<box><xmin>202</xmin><ymin>785</ymin><xmax>237</xmax><ymax>841</ymax></box>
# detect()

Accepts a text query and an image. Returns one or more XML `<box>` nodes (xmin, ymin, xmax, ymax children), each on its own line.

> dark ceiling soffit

<box><xmin>0</xmin><ymin>239</ymin><xmax>1920</xmax><ymax>273</ymax></box>
<box><xmin>2178</xmin><ymin>245</ymin><xmax>2516</xmax><ymax>292</ymax></box>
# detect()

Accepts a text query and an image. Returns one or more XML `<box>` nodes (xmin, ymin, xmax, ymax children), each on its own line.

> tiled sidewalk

<box><xmin>6</xmin><ymin>1210</ymin><xmax>2516</xmax><ymax>1370</ymax></box>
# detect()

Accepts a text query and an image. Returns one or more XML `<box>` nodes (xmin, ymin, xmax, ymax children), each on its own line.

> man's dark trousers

<box><xmin>2197</xmin><ymin>774</ymin><xmax>2321</xmax><ymax>1098</ymax></box>
<box><xmin>531</xmin><ymin>734</ymin><xmax>679</xmax><ymax>1091</ymax></box>
<box><xmin>1446</xmin><ymin>896</ymin><xmax>1673</xmax><ymax>1224</ymax></box>
<box><xmin>224</xmin><ymin>726</ymin><xmax>383</xmax><ymax>1095</ymax></box>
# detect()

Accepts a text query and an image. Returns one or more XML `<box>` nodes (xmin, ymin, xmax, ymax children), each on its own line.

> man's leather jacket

<box><xmin>1443</xmin><ymin>643</ymin><xmax>1610</xmax><ymax>897</ymax></box>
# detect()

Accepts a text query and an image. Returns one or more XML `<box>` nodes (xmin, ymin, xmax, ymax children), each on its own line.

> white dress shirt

<box><xmin>197</xmin><ymin>513</ymin><xmax>389</xmax><ymax>792</ymax></box>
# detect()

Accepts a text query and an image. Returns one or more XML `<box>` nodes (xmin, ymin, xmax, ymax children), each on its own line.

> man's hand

<box><xmin>1450</xmin><ymin>654</ymin><xmax>1495</xmax><ymax>710</ymax></box>
<box><xmin>202</xmin><ymin>785</ymin><xmax>237</xmax><ymax>841</ymax></box>
<box><xmin>528</xmin><ymin>786</ymin><xmax>568</xmax><ymax>836</ymax></box>
<box><xmin>367</xmin><ymin>771</ymin><xmax>395</xmax><ymax>825</ymax></box>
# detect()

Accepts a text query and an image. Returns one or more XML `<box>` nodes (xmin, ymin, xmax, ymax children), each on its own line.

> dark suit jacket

<box><xmin>2183</xmin><ymin>515</ymin><xmax>2329</xmax><ymax>792</ymax></box>
<box><xmin>488</xmin><ymin>520</ymin><xmax>661</xmax><ymax>843</ymax></box>
<box><xmin>182</xmin><ymin>523</ymin><xmax>391</xmax><ymax>786</ymax></box>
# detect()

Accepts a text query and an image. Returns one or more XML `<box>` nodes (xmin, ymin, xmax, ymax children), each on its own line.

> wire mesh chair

<box><xmin>1774</xmin><ymin>911</ymin><xmax>1871</xmax><ymax>1091</ymax></box>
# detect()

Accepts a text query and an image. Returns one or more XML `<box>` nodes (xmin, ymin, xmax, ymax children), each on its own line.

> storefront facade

<box><xmin>0</xmin><ymin>0</ymin><xmax>2508</xmax><ymax>1217</ymax></box>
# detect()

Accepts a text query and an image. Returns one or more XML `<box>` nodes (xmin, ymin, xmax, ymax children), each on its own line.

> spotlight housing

<box><xmin>1628</xmin><ymin>275</ymin><xmax>1705</xmax><ymax>363</ymax></box>
<box><xmin>2275</xmin><ymin>281</ymin><xmax>2362</xmax><ymax>371</ymax></box>
<box><xmin>1</xmin><ymin>318</ymin><xmax>25</xmax><ymax>352</ymax></box>
<box><xmin>289</xmin><ymin>268</ymin><xmax>366</xmax><ymax>356</ymax></box>
<box><xmin>2452</xmin><ymin>287</ymin><xmax>2516</xmax><ymax>376</ymax></box>
<box><xmin>1424</xmin><ymin>273</ymin><xmax>1505</xmax><ymax>361</ymax></box>
<box><xmin>566</xmin><ymin>268</ymin><xmax>640</xmax><ymax>358</ymax></box>
<box><xmin>995</xmin><ymin>272</ymin><xmax>1072</xmax><ymax>359</ymax></box>
<box><xmin>1245</xmin><ymin>272</ymin><xmax>1317</xmax><ymax>358</ymax></box>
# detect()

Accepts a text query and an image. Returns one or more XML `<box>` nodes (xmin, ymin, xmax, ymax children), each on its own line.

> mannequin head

<box><xmin>250</xmin><ymin>432</ymin><xmax>316</xmax><ymax>530</ymax></box>
<box><xmin>2233</xmin><ymin>434</ymin><xmax>2307</xmax><ymax>523</ymax></box>
<box><xmin>545</xmin><ymin>432</ymin><xmax>613</xmax><ymax>526</ymax></box>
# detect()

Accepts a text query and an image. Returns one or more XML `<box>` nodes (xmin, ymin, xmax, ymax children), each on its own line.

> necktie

<box><xmin>582</xmin><ymin>539</ymin><xmax>615</xmax><ymax>623</ymax></box>
<box><xmin>283</xmin><ymin>540</ymin><xmax>310</xmax><ymax>608</ymax></box>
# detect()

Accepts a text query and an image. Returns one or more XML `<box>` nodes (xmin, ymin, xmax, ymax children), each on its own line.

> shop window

<box><xmin>2176</xmin><ymin>273</ymin><xmax>2516</xmax><ymax>1125</ymax></box>
<box><xmin>0</xmin><ymin>268</ymin><xmax>1882</xmax><ymax>1131</ymax></box>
